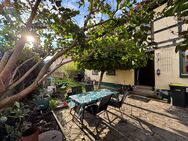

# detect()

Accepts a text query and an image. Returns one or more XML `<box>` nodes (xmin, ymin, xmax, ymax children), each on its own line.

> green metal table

<box><xmin>69</xmin><ymin>89</ymin><xmax>118</xmax><ymax>125</ymax></box>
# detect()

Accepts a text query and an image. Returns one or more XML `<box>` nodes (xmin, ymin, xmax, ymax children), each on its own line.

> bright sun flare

<box><xmin>26</xmin><ymin>35</ymin><xmax>35</xmax><ymax>42</ymax></box>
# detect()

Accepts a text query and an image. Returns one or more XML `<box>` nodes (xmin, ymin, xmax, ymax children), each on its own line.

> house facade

<box><xmin>85</xmin><ymin>2</ymin><xmax>188</xmax><ymax>90</ymax></box>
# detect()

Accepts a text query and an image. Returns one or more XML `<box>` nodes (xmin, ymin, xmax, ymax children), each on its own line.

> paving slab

<box><xmin>55</xmin><ymin>95</ymin><xmax>188</xmax><ymax>141</ymax></box>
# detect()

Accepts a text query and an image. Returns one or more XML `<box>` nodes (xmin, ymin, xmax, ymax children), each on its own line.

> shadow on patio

<box><xmin>55</xmin><ymin>96</ymin><xmax>188</xmax><ymax>141</ymax></box>
<box><xmin>102</xmin><ymin>113</ymin><xmax>188</xmax><ymax>141</ymax></box>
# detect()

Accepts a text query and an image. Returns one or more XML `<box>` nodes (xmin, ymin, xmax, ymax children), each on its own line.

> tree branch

<box><xmin>83</xmin><ymin>0</ymin><xmax>93</xmax><ymax>28</ymax></box>
<box><xmin>10</xmin><ymin>57</ymin><xmax>34</xmax><ymax>83</ymax></box>
<box><xmin>0</xmin><ymin>0</ymin><xmax>41</xmax><ymax>91</ymax></box>
<box><xmin>25</xmin><ymin>0</ymin><xmax>41</xmax><ymax>28</ymax></box>
<box><xmin>38</xmin><ymin>59</ymin><xmax>73</xmax><ymax>84</ymax></box>
<box><xmin>26</xmin><ymin>0</ymin><xmax>33</xmax><ymax>9</ymax></box>
<box><xmin>0</xmin><ymin>38</ymin><xmax>97</xmax><ymax>109</ymax></box>
<box><xmin>35</xmin><ymin>36</ymin><xmax>78</xmax><ymax>82</ymax></box>
<box><xmin>0</xmin><ymin>83</ymin><xmax>38</xmax><ymax>109</ymax></box>
<box><xmin>7</xmin><ymin>57</ymin><xmax>45</xmax><ymax>91</ymax></box>
<box><xmin>84</xmin><ymin>18</ymin><xmax>114</xmax><ymax>31</ymax></box>
<box><xmin>0</xmin><ymin>49</ymin><xmax>14</xmax><ymax>73</ymax></box>
<box><xmin>0</xmin><ymin>59</ymin><xmax>72</xmax><ymax>109</ymax></box>
<box><xmin>0</xmin><ymin>4</ymin><xmax>3</xmax><ymax>14</ymax></box>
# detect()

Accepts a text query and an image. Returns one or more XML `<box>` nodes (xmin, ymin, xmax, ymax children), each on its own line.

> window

<box><xmin>106</xmin><ymin>70</ymin><xmax>116</xmax><ymax>75</ymax></box>
<box><xmin>92</xmin><ymin>70</ymin><xmax>98</xmax><ymax>75</ymax></box>
<box><xmin>180</xmin><ymin>50</ymin><xmax>188</xmax><ymax>77</ymax></box>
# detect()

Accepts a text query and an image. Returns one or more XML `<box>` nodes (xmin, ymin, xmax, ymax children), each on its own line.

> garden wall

<box><xmin>85</xmin><ymin>69</ymin><xmax>134</xmax><ymax>86</ymax></box>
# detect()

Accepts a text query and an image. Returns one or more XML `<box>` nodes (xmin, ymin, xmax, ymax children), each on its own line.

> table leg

<box><xmin>79</xmin><ymin>106</ymin><xmax>85</xmax><ymax>127</ymax></box>
<box><xmin>81</xmin><ymin>105</ymin><xmax>85</xmax><ymax>127</ymax></box>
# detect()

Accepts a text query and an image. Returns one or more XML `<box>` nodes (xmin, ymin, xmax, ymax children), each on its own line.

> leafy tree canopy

<box><xmin>75</xmin><ymin>0</ymin><xmax>154</xmax><ymax>70</ymax></box>
<box><xmin>77</xmin><ymin>34</ymin><xmax>147</xmax><ymax>72</ymax></box>
<box><xmin>73</xmin><ymin>1</ymin><xmax>154</xmax><ymax>88</ymax></box>
<box><xmin>0</xmin><ymin>0</ymin><xmax>155</xmax><ymax>108</ymax></box>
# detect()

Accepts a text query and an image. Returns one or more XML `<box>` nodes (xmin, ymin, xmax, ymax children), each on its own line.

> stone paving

<box><xmin>55</xmin><ymin>95</ymin><xmax>188</xmax><ymax>141</ymax></box>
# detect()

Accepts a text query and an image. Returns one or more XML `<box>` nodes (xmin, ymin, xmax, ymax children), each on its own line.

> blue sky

<box><xmin>61</xmin><ymin>0</ymin><xmax>143</xmax><ymax>27</ymax></box>
<box><xmin>137</xmin><ymin>0</ymin><xmax>142</xmax><ymax>2</ymax></box>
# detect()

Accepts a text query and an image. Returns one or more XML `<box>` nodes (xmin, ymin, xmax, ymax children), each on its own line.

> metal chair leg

<box><xmin>95</xmin><ymin>117</ymin><xmax>101</xmax><ymax>140</ymax></box>
<box><xmin>119</xmin><ymin>107</ymin><xmax>127</xmax><ymax>123</ymax></box>
<box><xmin>119</xmin><ymin>107</ymin><xmax>124</xmax><ymax>119</ymax></box>
<box><xmin>80</xmin><ymin>108</ymin><xmax>85</xmax><ymax>127</ymax></box>
<box><xmin>70</xmin><ymin>107</ymin><xmax>77</xmax><ymax>121</ymax></box>
<box><xmin>70</xmin><ymin>108</ymin><xmax>76</xmax><ymax>121</ymax></box>
<box><xmin>106</xmin><ymin>111</ymin><xmax>111</xmax><ymax>122</ymax></box>
<box><xmin>70</xmin><ymin>108</ymin><xmax>72</xmax><ymax>115</ymax></box>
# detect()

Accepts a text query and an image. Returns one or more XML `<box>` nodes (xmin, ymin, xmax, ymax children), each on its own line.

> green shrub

<box><xmin>0</xmin><ymin>102</ymin><xmax>31</xmax><ymax>140</ymax></box>
<box><xmin>63</xmin><ymin>62</ymin><xmax>78</xmax><ymax>79</ymax></box>
<box><xmin>49</xmin><ymin>99</ymin><xmax>58</xmax><ymax>109</ymax></box>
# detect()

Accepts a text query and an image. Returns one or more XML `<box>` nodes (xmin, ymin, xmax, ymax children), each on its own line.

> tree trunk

<box><xmin>97</xmin><ymin>70</ymin><xmax>105</xmax><ymax>89</ymax></box>
<box><xmin>0</xmin><ymin>49</ymin><xmax>14</xmax><ymax>73</ymax></box>
<box><xmin>0</xmin><ymin>59</ymin><xmax>72</xmax><ymax>109</ymax></box>
<box><xmin>0</xmin><ymin>0</ymin><xmax>42</xmax><ymax>94</ymax></box>
<box><xmin>0</xmin><ymin>83</ymin><xmax>38</xmax><ymax>109</ymax></box>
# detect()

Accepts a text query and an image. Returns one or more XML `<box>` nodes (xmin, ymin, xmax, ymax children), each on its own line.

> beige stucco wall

<box><xmin>153</xmin><ymin>4</ymin><xmax>188</xmax><ymax>89</ymax></box>
<box><xmin>153</xmin><ymin>16</ymin><xmax>178</xmax><ymax>43</ymax></box>
<box><xmin>153</xmin><ymin>3</ymin><xmax>167</xmax><ymax>14</ymax></box>
<box><xmin>85</xmin><ymin>70</ymin><xmax>135</xmax><ymax>85</ymax></box>
<box><xmin>155</xmin><ymin>47</ymin><xmax>188</xmax><ymax>90</ymax></box>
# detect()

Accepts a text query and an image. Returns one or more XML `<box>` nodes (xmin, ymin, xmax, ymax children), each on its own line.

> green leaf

<box><xmin>0</xmin><ymin>116</ymin><xmax>8</xmax><ymax>122</ymax></box>
<box><xmin>14</xmin><ymin>102</ymin><xmax>20</xmax><ymax>108</ymax></box>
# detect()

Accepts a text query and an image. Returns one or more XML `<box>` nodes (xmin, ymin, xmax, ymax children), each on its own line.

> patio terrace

<box><xmin>55</xmin><ymin>95</ymin><xmax>188</xmax><ymax>141</ymax></box>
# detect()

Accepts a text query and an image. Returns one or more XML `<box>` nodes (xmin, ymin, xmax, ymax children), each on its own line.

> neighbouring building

<box><xmin>85</xmin><ymin>1</ymin><xmax>188</xmax><ymax>91</ymax></box>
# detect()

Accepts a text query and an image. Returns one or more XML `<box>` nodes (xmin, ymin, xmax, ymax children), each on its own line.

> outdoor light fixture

<box><xmin>156</xmin><ymin>69</ymin><xmax>160</xmax><ymax>75</ymax></box>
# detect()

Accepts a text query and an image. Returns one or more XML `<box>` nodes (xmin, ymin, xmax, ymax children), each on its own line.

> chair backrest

<box><xmin>71</xmin><ymin>86</ymin><xmax>82</xmax><ymax>95</ymax></box>
<box><xmin>119</xmin><ymin>91</ymin><xmax>128</xmax><ymax>107</ymax></box>
<box><xmin>97</xmin><ymin>95</ymin><xmax>112</xmax><ymax>113</ymax></box>
<box><xmin>85</xmin><ymin>84</ymin><xmax>94</xmax><ymax>92</ymax></box>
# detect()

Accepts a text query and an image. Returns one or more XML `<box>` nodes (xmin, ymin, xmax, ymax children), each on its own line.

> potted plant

<box><xmin>35</xmin><ymin>89</ymin><xmax>51</xmax><ymax>110</ymax></box>
<box><xmin>21</xmin><ymin>127</ymin><xmax>39</xmax><ymax>141</ymax></box>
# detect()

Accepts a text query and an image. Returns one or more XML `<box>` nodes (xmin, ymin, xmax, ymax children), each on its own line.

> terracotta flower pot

<box><xmin>21</xmin><ymin>127</ymin><xmax>39</xmax><ymax>141</ymax></box>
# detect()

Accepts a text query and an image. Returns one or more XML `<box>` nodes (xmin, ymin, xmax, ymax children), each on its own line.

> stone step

<box><xmin>133</xmin><ymin>85</ymin><xmax>153</xmax><ymax>91</ymax></box>
<box><xmin>130</xmin><ymin>89</ymin><xmax>157</xmax><ymax>98</ymax></box>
